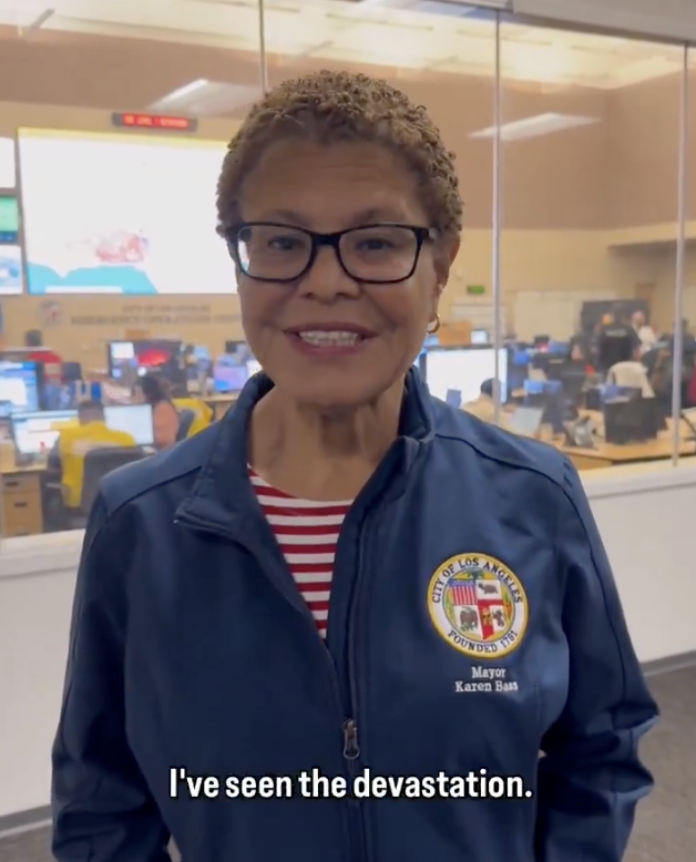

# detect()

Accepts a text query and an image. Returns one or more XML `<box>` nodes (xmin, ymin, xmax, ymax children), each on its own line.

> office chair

<box><xmin>176</xmin><ymin>408</ymin><xmax>196</xmax><ymax>442</ymax></box>
<box><xmin>66</xmin><ymin>446</ymin><xmax>147</xmax><ymax>529</ymax></box>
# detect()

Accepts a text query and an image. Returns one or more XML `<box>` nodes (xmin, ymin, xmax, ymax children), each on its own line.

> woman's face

<box><xmin>235</xmin><ymin>138</ymin><xmax>456</xmax><ymax>410</ymax></box>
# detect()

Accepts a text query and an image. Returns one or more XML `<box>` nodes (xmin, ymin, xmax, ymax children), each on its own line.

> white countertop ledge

<box><xmin>3</xmin><ymin>457</ymin><xmax>696</xmax><ymax>578</ymax></box>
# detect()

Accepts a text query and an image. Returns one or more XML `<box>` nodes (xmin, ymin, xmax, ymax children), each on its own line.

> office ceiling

<box><xmin>0</xmin><ymin>0</ymin><xmax>691</xmax><ymax>90</ymax></box>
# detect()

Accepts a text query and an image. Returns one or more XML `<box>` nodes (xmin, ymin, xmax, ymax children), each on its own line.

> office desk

<box><xmin>559</xmin><ymin>436</ymin><xmax>696</xmax><ymax>470</ymax></box>
<box><xmin>559</xmin><ymin>411</ymin><xmax>695</xmax><ymax>468</ymax></box>
<box><xmin>0</xmin><ymin>448</ymin><xmax>46</xmax><ymax>537</ymax></box>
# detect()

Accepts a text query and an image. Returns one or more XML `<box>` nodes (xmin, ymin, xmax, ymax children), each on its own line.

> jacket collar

<box><xmin>176</xmin><ymin>367</ymin><xmax>435</xmax><ymax>531</ymax></box>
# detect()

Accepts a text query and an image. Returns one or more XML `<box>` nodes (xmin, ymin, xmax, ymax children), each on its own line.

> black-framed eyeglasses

<box><xmin>223</xmin><ymin>222</ymin><xmax>437</xmax><ymax>285</ymax></box>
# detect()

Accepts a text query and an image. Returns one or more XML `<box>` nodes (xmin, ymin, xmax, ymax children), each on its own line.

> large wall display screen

<box><xmin>0</xmin><ymin>194</ymin><xmax>22</xmax><ymax>295</ymax></box>
<box><xmin>18</xmin><ymin>129</ymin><xmax>234</xmax><ymax>295</ymax></box>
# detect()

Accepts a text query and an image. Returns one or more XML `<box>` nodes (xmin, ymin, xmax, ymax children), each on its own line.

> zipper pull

<box><xmin>343</xmin><ymin>719</ymin><xmax>360</xmax><ymax>761</ymax></box>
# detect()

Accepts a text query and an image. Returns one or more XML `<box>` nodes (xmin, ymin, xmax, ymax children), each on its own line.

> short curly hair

<box><xmin>216</xmin><ymin>69</ymin><xmax>463</xmax><ymax>242</ymax></box>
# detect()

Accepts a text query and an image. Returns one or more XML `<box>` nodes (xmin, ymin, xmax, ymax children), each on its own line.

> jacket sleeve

<box><xmin>535</xmin><ymin>459</ymin><xmax>659</xmax><ymax>862</ymax></box>
<box><xmin>52</xmin><ymin>496</ymin><xmax>171</xmax><ymax>862</ymax></box>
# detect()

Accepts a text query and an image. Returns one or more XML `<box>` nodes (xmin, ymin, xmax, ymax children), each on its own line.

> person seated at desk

<box><xmin>606</xmin><ymin>345</ymin><xmax>654</xmax><ymax>398</ymax></box>
<box><xmin>132</xmin><ymin>374</ymin><xmax>181</xmax><ymax>451</ymax></box>
<box><xmin>462</xmin><ymin>379</ymin><xmax>511</xmax><ymax>429</ymax></box>
<box><xmin>172</xmin><ymin>395</ymin><xmax>214</xmax><ymax>438</ymax></box>
<box><xmin>49</xmin><ymin>400</ymin><xmax>138</xmax><ymax>510</ymax></box>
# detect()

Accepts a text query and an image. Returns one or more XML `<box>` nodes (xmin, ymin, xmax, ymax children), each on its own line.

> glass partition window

<box><xmin>497</xmin><ymin>26</ymin><xmax>689</xmax><ymax>467</ymax></box>
<box><xmin>0</xmin><ymin>3</ymin><xmax>693</xmax><ymax>540</ymax></box>
<box><xmin>0</xmin><ymin>0</ymin><xmax>264</xmax><ymax>539</ymax></box>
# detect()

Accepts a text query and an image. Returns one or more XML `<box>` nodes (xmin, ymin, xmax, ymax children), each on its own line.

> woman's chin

<box><xmin>283</xmin><ymin>377</ymin><xmax>391</xmax><ymax>412</ymax></box>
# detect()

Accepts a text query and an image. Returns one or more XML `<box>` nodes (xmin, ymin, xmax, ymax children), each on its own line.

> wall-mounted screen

<box><xmin>18</xmin><ymin>129</ymin><xmax>234</xmax><ymax>295</ymax></box>
<box><xmin>0</xmin><ymin>194</ymin><xmax>19</xmax><ymax>244</ymax></box>
<box><xmin>0</xmin><ymin>194</ymin><xmax>22</xmax><ymax>295</ymax></box>
<box><xmin>0</xmin><ymin>137</ymin><xmax>15</xmax><ymax>188</ymax></box>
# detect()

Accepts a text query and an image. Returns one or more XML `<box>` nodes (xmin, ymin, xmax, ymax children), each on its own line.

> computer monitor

<box><xmin>0</xmin><ymin>360</ymin><xmax>40</xmax><ymax>418</ymax></box>
<box><xmin>523</xmin><ymin>380</ymin><xmax>565</xmax><ymax>434</ymax></box>
<box><xmin>214</xmin><ymin>355</ymin><xmax>249</xmax><ymax>393</ymax></box>
<box><xmin>104</xmin><ymin>404</ymin><xmax>154</xmax><ymax>447</ymax></box>
<box><xmin>425</xmin><ymin>347</ymin><xmax>508</xmax><ymax>404</ymax></box>
<box><xmin>108</xmin><ymin>339</ymin><xmax>184</xmax><ymax>388</ymax></box>
<box><xmin>602</xmin><ymin>385</ymin><xmax>642</xmax><ymax>402</ymax></box>
<box><xmin>523</xmin><ymin>379</ymin><xmax>546</xmax><ymax>397</ymax></box>
<box><xmin>445</xmin><ymin>389</ymin><xmax>462</xmax><ymax>408</ymax></box>
<box><xmin>532</xmin><ymin>353</ymin><xmax>566</xmax><ymax>376</ymax></box>
<box><xmin>604</xmin><ymin>398</ymin><xmax>660</xmax><ymax>444</ymax></box>
<box><xmin>547</xmin><ymin>341</ymin><xmax>570</xmax><ymax>356</ymax></box>
<box><xmin>545</xmin><ymin>359</ymin><xmax>587</xmax><ymax>403</ymax></box>
<box><xmin>108</xmin><ymin>341</ymin><xmax>136</xmax><ymax>379</ymax></box>
<box><xmin>11</xmin><ymin>409</ymin><xmax>78</xmax><ymax>456</ymax></box>
<box><xmin>471</xmin><ymin>329</ymin><xmax>489</xmax><ymax>345</ymax></box>
<box><xmin>512</xmin><ymin>349</ymin><xmax>530</xmax><ymax>367</ymax></box>
<box><xmin>508</xmin><ymin>406</ymin><xmax>544</xmax><ymax>437</ymax></box>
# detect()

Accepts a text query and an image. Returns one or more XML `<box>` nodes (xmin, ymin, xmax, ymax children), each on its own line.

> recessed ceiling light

<box><xmin>150</xmin><ymin>81</ymin><xmax>261</xmax><ymax>116</ymax></box>
<box><xmin>470</xmin><ymin>112</ymin><xmax>599</xmax><ymax>141</ymax></box>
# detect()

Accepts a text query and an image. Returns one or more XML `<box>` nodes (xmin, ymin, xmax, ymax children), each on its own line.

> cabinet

<box><xmin>1</xmin><ymin>471</ymin><xmax>44</xmax><ymax>537</ymax></box>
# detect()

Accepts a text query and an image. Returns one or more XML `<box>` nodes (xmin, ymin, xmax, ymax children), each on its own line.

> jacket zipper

<box><xmin>176</xmin><ymin>513</ymin><xmax>362</xmax><ymax>862</ymax></box>
<box><xmin>341</xmin><ymin>521</ymin><xmax>374</xmax><ymax>862</ymax></box>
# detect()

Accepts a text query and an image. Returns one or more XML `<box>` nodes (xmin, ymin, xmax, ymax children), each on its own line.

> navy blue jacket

<box><xmin>52</xmin><ymin>369</ymin><xmax>658</xmax><ymax>862</ymax></box>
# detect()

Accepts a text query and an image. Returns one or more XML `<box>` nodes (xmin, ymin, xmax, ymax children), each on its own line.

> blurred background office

<box><xmin>0</xmin><ymin>2</ymin><xmax>696</xmax><ymax>860</ymax></box>
<box><xmin>0</xmin><ymin>4</ymin><xmax>695</xmax><ymax>543</ymax></box>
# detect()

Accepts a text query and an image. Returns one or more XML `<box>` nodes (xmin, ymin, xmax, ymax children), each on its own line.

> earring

<box><xmin>427</xmin><ymin>313</ymin><xmax>441</xmax><ymax>335</ymax></box>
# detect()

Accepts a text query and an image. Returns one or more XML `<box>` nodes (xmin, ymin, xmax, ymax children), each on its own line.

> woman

<box><xmin>132</xmin><ymin>373</ymin><xmax>180</xmax><ymax>449</ymax></box>
<box><xmin>52</xmin><ymin>71</ymin><xmax>657</xmax><ymax>862</ymax></box>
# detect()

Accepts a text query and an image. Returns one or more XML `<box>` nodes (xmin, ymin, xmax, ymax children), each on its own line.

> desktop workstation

<box><xmin>3</xmin><ymin>318</ymin><xmax>695</xmax><ymax>537</ymax></box>
<box><xmin>0</xmin><ymin>335</ymin><xmax>266</xmax><ymax>535</ymax></box>
<box><xmin>424</xmin><ymin>327</ymin><xmax>696</xmax><ymax>469</ymax></box>
<box><xmin>1</xmin><ymin>403</ymin><xmax>155</xmax><ymax>536</ymax></box>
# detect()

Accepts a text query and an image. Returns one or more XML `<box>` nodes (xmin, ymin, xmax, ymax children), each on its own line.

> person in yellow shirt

<box><xmin>172</xmin><ymin>396</ymin><xmax>213</xmax><ymax>438</ymax></box>
<box><xmin>53</xmin><ymin>400</ymin><xmax>138</xmax><ymax>509</ymax></box>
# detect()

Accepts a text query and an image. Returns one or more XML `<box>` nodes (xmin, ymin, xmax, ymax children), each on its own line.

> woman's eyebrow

<box><xmin>249</xmin><ymin>207</ymin><xmax>410</xmax><ymax>228</ymax></box>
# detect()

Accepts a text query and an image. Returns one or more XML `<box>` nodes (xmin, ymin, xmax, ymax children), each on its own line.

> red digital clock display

<box><xmin>111</xmin><ymin>112</ymin><xmax>198</xmax><ymax>132</ymax></box>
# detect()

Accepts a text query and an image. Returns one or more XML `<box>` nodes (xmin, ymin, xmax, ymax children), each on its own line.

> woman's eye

<box><xmin>268</xmin><ymin>236</ymin><xmax>303</xmax><ymax>251</ymax></box>
<box><xmin>358</xmin><ymin>237</ymin><xmax>392</xmax><ymax>251</ymax></box>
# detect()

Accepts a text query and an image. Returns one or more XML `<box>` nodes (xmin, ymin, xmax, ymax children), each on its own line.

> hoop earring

<box><xmin>427</xmin><ymin>314</ymin><xmax>441</xmax><ymax>335</ymax></box>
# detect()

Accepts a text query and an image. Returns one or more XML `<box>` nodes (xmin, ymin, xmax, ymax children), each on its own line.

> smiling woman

<box><xmin>215</xmin><ymin>70</ymin><xmax>462</xmax><ymax>423</ymax></box>
<box><xmin>50</xmin><ymin>68</ymin><xmax>658</xmax><ymax>862</ymax></box>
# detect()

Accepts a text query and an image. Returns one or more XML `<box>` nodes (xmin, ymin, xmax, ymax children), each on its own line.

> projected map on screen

<box><xmin>18</xmin><ymin>129</ymin><xmax>235</xmax><ymax>295</ymax></box>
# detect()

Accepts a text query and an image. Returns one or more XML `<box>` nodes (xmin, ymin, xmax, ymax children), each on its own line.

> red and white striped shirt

<box><xmin>249</xmin><ymin>468</ymin><xmax>352</xmax><ymax>639</ymax></box>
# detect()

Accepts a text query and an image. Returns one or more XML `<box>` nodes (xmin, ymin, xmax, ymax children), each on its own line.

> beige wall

<box><xmin>0</xmin><ymin>45</ymin><xmax>694</xmax><ymax>355</ymax></box>
<box><xmin>0</xmin><ymin>36</ymin><xmax>693</xmax><ymax>231</ymax></box>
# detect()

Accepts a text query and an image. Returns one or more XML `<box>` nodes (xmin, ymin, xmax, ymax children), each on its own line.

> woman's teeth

<box><xmin>297</xmin><ymin>331</ymin><xmax>363</xmax><ymax>347</ymax></box>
